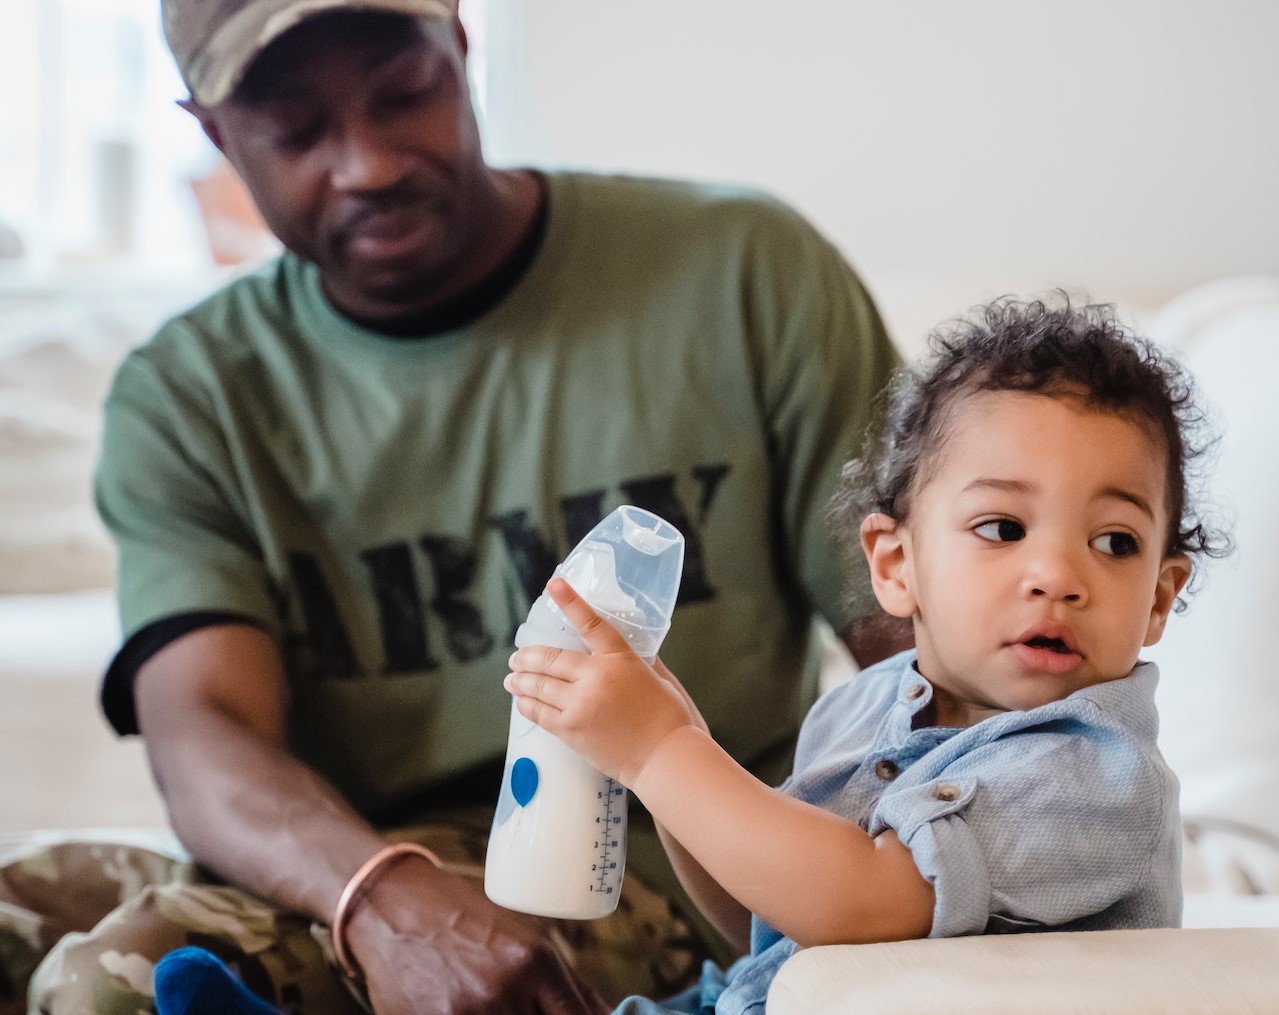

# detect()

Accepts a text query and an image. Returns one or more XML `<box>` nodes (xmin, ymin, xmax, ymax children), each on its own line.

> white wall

<box><xmin>481</xmin><ymin>0</ymin><xmax>1279</xmax><ymax>351</ymax></box>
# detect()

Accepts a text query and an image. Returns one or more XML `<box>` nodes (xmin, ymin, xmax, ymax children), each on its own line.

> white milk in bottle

<box><xmin>484</xmin><ymin>506</ymin><xmax>684</xmax><ymax>919</ymax></box>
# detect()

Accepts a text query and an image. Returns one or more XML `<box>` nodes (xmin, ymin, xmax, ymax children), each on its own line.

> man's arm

<box><xmin>134</xmin><ymin>622</ymin><xmax>605</xmax><ymax>1015</ymax></box>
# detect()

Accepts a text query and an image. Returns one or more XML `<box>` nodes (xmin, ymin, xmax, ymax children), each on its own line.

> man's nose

<box><xmin>1021</xmin><ymin>541</ymin><xmax>1088</xmax><ymax>605</ymax></box>
<box><xmin>330</xmin><ymin>122</ymin><xmax>413</xmax><ymax>193</ymax></box>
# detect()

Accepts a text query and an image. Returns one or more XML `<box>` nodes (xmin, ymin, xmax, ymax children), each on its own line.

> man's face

<box><xmin>195</xmin><ymin>13</ymin><xmax>484</xmax><ymax>321</ymax></box>
<box><xmin>886</xmin><ymin>390</ymin><xmax>1189</xmax><ymax>723</ymax></box>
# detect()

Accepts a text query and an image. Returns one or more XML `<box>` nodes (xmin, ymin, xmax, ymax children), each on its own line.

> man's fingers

<box><xmin>544</xmin><ymin>577</ymin><xmax>632</xmax><ymax>654</ymax></box>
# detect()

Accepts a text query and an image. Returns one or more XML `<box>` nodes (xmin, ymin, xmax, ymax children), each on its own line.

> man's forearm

<box><xmin>145</xmin><ymin>704</ymin><xmax>386</xmax><ymax>922</ymax></box>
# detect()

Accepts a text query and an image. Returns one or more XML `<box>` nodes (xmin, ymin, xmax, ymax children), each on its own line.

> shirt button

<box><xmin>906</xmin><ymin>684</ymin><xmax>927</xmax><ymax>700</ymax></box>
<box><xmin>933</xmin><ymin>784</ymin><xmax>961</xmax><ymax>802</ymax></box>
<box><xmin>874</xmin><ymin>759</ymin><xmax>899</xmax><ymax>781</ymax></box>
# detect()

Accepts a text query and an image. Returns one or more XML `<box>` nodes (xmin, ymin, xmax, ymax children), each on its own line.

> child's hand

<box><xmin>505</xmin><ymin>577</ymin><xmax>699</xmax><ymax>787</ymax></box>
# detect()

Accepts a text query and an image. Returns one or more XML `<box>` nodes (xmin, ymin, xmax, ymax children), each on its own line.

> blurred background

<box><xmin>1</xmin><ymin>0</ymin><xmax>1276</xmax><ymax>342</ymax></box>
<box><xmin>1</xmin><ymin>0</ymin><xmax>1277</xmax><ymax>832</ymax></box>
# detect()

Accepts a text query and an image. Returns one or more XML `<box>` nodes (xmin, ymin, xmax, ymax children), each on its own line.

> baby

<box><xmin>505</xmin><ymin>295</ymin><xmax>1225</xmax><ymax>1014</ymax></box>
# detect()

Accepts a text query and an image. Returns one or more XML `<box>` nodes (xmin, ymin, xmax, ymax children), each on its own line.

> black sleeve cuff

<box><xmin>99</xmin><ymin>611</ymin><xmax>260</xmax><ymax>736</ymax></box>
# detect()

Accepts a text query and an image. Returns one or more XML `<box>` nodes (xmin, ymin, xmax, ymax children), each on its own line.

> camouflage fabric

<box><xmin>0</xmin><ymin>825</ymin><xmax>704</xmax><ymax>1015</ymax></box>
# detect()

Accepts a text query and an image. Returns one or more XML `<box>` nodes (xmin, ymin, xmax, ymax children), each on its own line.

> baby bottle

<box><xmin>484</xmin><ymin>505</ymin><xmax>685</xmax><ymax>919</ymax></box>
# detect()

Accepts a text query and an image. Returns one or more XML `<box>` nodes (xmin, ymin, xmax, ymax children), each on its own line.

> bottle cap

<box><xmin>555</xmin><ymin>505</ymin><xmax>684</xmax><ymax>658</ymax></box>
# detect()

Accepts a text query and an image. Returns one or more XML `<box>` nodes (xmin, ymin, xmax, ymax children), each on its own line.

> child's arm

<box><xmin>654</xmin><ymin>818</ymin><xmax>751</xmax><ymax>951</ymax></box>
<box><xmin>643</xmin><ymin>658</ymin><xmax>753</xmax><ymax>951</ymax></box>
<box><xmin>506</xmin><ymin>579</ymin><xmax>934</xmax><ymax>948</ymax></box>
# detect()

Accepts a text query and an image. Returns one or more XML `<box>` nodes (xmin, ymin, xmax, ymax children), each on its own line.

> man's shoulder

<box><xmin>113</xmin><ymin>255</ymin><xmax>304</xmax><ymax>395</ymax></box>
<box><xmin>172</xmin><ymin>254</ymin><xmax>297</xmax><ymax>326</ymax></box>
<box><xmin>141</xmin><ymin>255</ymin><xmax>300</xmax><ymax>354</ymax></box>
<box><xmin>550</xmin><ymin>170</ymin><xmax>816</xmax><ymax>240</ymax></box>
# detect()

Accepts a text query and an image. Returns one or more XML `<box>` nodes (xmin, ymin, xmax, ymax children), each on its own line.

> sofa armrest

<box><xmin>767</xmin><ymin>928</ymin><xmax>1279</xmax><ymax>1013</ymax></box>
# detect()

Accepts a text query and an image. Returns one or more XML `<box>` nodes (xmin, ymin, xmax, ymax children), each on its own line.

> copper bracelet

<box><xmin>331</xmin><ymin>842</ymin><xmax>443</xmax><ymax>980</ymax></box>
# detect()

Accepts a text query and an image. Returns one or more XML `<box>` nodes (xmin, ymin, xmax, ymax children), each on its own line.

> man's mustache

<box><xmin>333</xmin><ymin>182</ymin><xmax>449</xmax><ymax>241</ymax></box>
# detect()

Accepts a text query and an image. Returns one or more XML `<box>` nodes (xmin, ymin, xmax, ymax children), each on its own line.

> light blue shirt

<box><xmin>615</xmin><ymin>649</ymin><xmax>1181</xmax><ymax>1015</ymax></box>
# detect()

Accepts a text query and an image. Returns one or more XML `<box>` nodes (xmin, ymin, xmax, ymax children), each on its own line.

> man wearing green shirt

<box><xmin>6</xmin><ymin>2</ymin><xmax>904</xmax><ymax>1013</ymax></box>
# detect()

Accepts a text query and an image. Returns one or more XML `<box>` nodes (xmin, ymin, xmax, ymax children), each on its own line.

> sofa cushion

<box><xmin>767</xmin><ymin>928</ymin><xmax>1279</xmax><ymax>1014</ymax></box>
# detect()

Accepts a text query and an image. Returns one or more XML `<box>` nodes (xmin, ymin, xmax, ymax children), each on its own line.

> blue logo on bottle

<box><xmin>511</xmin><ymin>757</ymin><xmax>539</xmax><ymax>807</ymax></box>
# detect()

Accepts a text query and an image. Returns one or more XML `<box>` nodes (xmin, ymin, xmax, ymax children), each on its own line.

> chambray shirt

<box><xmin>615</xmin><ymin>649</ymin><xmax>1181</xmax><ymax>1015</ymax></box>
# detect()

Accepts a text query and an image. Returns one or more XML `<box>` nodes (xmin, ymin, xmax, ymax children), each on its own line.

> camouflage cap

<box><xmin>162</xmin><ymin>0</ymin><xmax>456</xmax><ymax>107</ymax></box>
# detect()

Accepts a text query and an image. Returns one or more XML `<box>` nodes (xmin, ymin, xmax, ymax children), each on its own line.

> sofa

<box><xmin>2</xmin><ymin>274</ymin><xmax>1277</xmax><ymax>1010</ymax></box>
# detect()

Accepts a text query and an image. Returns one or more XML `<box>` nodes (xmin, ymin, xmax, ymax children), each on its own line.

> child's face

<box><xmin>862</xmin><ymin>389</ymin><xmax>1191</xmax><ymax>723</ymax></box>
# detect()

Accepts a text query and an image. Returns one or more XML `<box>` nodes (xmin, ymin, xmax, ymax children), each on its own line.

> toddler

<box><xmin>505</xmin><ymin>295</ymin><xmax>1226</xmax><ymax>1014</ymax></box>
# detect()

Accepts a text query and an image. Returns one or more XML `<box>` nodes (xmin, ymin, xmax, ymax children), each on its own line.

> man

<box><xmin>2</xmin><ymin>1</ymin><xmax>903</xmax><ymax>1012</ymax></box>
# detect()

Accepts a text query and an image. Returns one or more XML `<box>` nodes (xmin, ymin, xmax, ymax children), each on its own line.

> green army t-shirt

<box><xmin>96</xmin><ymin>171</ymin><xmax>898</xmax><ymax>822</ymax></box>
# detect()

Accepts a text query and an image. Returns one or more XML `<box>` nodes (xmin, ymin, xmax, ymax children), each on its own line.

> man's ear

<box><xmin>179</xmin><ymin>98</ymin><xmax>225</xmax><ymax>152</ymax></box>
<box><xmin>860</xmin><ymin>513</ymin><xmax>917</xmax><ymax>618</ymax></box>
<box><xmin>1143</xmin><ymin>554</ymin><xmax>1192</xmax><ymax>646</ymax></box>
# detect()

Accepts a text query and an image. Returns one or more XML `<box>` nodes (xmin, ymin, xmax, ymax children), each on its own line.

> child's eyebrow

<box><xmin>959</xmin><ymin>478</ymin><xmax>1157</xmax><ymax>522</ymax></box>
<box><xmin>1096</xmin><ymin>486</ymin><xmax>1156</xmax><ymax>521</ymax></box>
<box><xmin>960</xmin><ymin>478</ymin><xmax>1032</xmax><ymax>496</ymax></box>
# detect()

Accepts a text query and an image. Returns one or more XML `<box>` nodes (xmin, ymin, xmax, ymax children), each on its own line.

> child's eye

<box><xmin>1092</xmin><ymin>532</ymin><xmax>1140</xmax><ymax>558</ymax></box>
<box><xmin>973</xmin><ymin>519</ymin><xmax>1025</xmax><ymax>543</ymax></box>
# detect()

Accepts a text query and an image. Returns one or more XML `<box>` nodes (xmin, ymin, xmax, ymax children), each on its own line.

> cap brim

<box><xmin>189</xmin><ymin>0</ymin><xmax>454</xmax><ymax>106</ymax></box>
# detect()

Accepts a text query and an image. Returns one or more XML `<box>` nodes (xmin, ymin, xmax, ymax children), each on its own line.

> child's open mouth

<box><xmin>1011</xmin><ymin>631</ymin><xmax>1082</xmax><ymax>674</ymax></box>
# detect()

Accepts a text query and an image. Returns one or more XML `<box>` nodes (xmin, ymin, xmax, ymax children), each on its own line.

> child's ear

<box><xmin>860</xmin><ymin>513</ymin><xmax>918</xmax><ymax>618</ymax></box>
<box><xmin>1143</xmin><ymin>553</ymin><xmax>1192</xmax><ymax>646</ymax></box>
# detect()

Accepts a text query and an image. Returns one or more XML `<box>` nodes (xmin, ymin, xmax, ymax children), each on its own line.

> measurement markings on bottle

<box><xmin>590</xmin><ymin>778</ymin><xmax>626</xmax><ymax>893</ymax></box>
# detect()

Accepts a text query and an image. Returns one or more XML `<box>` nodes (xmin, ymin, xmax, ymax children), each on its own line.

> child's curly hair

<box><xmin>830</xmin><ymin>294</ymin><xmax>1229</xmax><ymax>610</ymax></box>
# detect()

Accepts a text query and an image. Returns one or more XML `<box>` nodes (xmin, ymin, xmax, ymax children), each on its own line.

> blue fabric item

<box><xmin>611</xmin><ymin>649</ymin><xmax>1181</xmax><ymax>1014</ymax></box>
<box><xmin>154</xmin><ymin>946</ymin><xmax>282</xmax><ymax>1015</ymax></box>
<box><xmin>613</xmin><ymin>960</ymin><xmax>731</xmax><ymax>1014</ymax></box>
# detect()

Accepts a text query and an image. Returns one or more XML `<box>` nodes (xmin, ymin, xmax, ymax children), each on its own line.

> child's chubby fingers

<box><xmin>503</xmin><ymin>667</ymin><xmax>571</xmax><ymax>712</ymax></box>
<box><xmin>503</xmin><ymin>670</ymin><xmax>572</xmax><ymax>732</ymax></box>
<box><xmin>507</xmin><ymin>643</ymin><xmax>587</xmax><ymax>682</ymax></box>
<box><xmin>544</xmin><ymin>577</ymin><xmax>634</xmax><ymax>655</ymax></box>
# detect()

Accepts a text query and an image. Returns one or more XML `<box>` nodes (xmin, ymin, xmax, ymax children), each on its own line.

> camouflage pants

<box><xmin>0</xmin><ymin>825</ymin><xmax>705</xmax><ymax>1015</ymax></box>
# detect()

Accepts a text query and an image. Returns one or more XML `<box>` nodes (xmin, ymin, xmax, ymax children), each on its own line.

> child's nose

<box><xmin>1021</xmin><ymin>545</ymin><xmax>1087</xmax><ymax>605</ymax></box>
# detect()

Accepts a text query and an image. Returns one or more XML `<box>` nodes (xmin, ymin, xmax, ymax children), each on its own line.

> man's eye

<box><xmin>379</xmin><ymin>87</ymin><xmax>431</xmax><ymax>112</ymax></box>
<box><xmin>1092</xmin><ymin>532</ymin><xmax>1140</xmax><ymax>557</ymax></box>
<box><xmin>973</xmin><ymin>519</ymin><xmax>1025</xmax><ymax>542</ymax></box>
<box><xmin>275</xmin><ymin>121</ymin><xmax>324</xmax><ymax>151</ymax></box>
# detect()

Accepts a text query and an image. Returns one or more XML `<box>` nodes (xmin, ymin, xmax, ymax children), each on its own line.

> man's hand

<box><xmin>505</xmin><ymin>578</ymin><xmax>698</xmax><ymax>787</ymax></box>
<box><xmin>136</xmin><ymin>624</ymin><xmax>608</xmax><ymax>1015</ymax></box>
<box><xmin>349</xmin><ymin>856</ymin><xmax>607</xmax><ymax>1015</ymax></box>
